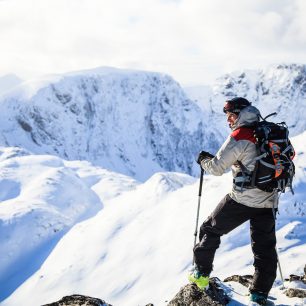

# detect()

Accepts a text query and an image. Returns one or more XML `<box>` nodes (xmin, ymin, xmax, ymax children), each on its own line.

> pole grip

<box><xmin>198</xmin><ymin>168</ymin><xmax>204</xmax><ymax>197</ymax></box>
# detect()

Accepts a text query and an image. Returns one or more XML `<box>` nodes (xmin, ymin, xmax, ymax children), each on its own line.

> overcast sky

<box><xmin>1</xmin><ymin>0</ymin><xmax>306</xmax><ymax>86</ymax></box>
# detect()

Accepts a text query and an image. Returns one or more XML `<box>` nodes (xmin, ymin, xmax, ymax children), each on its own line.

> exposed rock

<box><xmin>41</xmin><ymin>294</ymin><xmax>156</xmax><ymax>306</ymax></box>
<box><xmin>286</xmin><ymin>264</ymin><xmax>306</xmax><ymax>284</ymax></box>
<box><xmin>288</xmin><ymin>274</ymin><xmax>306</xmax><ymax>284</ymax></box>
<box><xmin>284</xmin><ymin>264</ymin><xmax>306</xmax><ymax>298</ymax></box>
<box><xmin>17</xmin><ymin>118</ymin><xmax>32</xmax><ymax>132</ymax></box>
<box><xmin>285</xmin><ymin>288</ymin><xmax>306</xmax><ymax>298</ymax></box>
<box><xmin>167</xmin><ymin>278</ymin><xmax>229</xmax><ymax>306</ymax></box>
<box><xmin>41</xmin><ymin>294</ymin><xmax>112</xmax><ymax>306</ymax></box>
<box><xmin>223</xmin><ymin>274</ymin><xmax>253</xmax><ymax>288</ymax></box>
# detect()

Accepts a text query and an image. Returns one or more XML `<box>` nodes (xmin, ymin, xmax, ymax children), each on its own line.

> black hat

<box><xmin>223</xmin><ymin>97</ymin><xmax>251</xmax><ymax>114</ymax></box>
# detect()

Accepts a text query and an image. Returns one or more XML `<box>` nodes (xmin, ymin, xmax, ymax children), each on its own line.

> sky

<box><xmin>1</xmin><ymin>0</ymin><xmax>306</xmax><ymax>86</ymax></box>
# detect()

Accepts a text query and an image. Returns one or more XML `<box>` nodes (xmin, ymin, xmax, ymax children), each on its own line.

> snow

<box><xmin>225</xmin><ymin>281</ymin><xmax>306</xmax><ymax>306</ymax></box>
<box><xmin>0</xmin><ymin>65</ymin><xmax>306</xmax><ymax>306</ymax></box>
<box><xmin>1</xmin><ymin>131</ymin><xmax>306</xmax><ymax>305</ymax></box>
<box><xmin>0</xmin><ymin>67</ymin><xmax>222</xmax><ymax>181</ymax></box>
<box><xmin>0</xmin><ymin>151</ymin><xmax>102</xmax><ymax>301</ymax></box>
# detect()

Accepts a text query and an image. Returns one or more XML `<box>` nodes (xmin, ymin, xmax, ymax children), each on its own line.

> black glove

<box><xmin>197</xmin><ymin>151</ymin><xmax>214</xmax><ymax>165</ymax></box>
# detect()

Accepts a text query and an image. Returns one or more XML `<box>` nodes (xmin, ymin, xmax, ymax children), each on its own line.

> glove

<box><xmin>197</xmin><ymin>151</ymin><xmax>214</xmax><ymax>165</ymax></box>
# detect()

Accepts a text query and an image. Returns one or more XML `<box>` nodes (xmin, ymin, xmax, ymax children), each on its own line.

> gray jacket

<box><xmin>201</xmin><ymin>105</ymin><xmax>278</xmax><ymax>208</ymax></box>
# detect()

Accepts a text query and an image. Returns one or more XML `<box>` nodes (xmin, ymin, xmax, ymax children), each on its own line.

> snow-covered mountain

<box><xmin>0</xmin><ymin>68</ymin><xmax>223</xmax><ymax>181</ymax></box>
<box><xmin>0</xmin><ymin>147</ymin><xmax>103</xmax><ymax>300</ymax></box>
<box><xmin>1</xmin><ymin>65</ymin><xmax>305</xmax><ymax>181</ymax></box>
<box><xmin>1</xmin><ymin>64</ymin><xmax>306</xmax><ymax>306</ymax></box>
<box><xmin>187</xmin><ymin>64</ymin><xmax>306</xmax><ymax>139</ymax></box>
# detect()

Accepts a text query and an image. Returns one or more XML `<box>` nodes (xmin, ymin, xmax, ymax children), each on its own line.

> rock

<box><xmin>168</xmin><ymin>269</ymin><xmax>306</xmax><ymax>305</ymax></box>
<box><xmin>283</xmin><ymin>265</ymin><xmax>306</xmax><ymax>298</ymax></box>
<box><xmin>287</xmin><ymin>264</ymin><xmax>306</xmax><ymax>284</ymax></box>
<box><xmin>285</xmin><ymin>288</ymin><xmax>306</xmax><ymax>298</ymax></box>
<box><xmin>223</xmin><ymin>274</ymin><xmax>253</xmax><ymax>288</ymax></box>
<box><xmin>167</xmin><ymin>278</ymin><xmax>229</xmax><ymax>306</ymax></box>
<box><xmin>41</xmin><ymin>294</ymin><xmax>112</xmax><ymax>306</ymax></box>
<box><xmin>288</xmin><ymin>274</ymin><xmax>306</xmax><ymax>284</ymax></box>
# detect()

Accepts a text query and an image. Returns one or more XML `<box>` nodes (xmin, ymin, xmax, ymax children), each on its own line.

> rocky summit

<box><xmin>167</xmin><ymin>278</ymin><xmax>230</xmax><ymax>306</ymax></box>
<box><xmin>42</xmin><ymin>294</ymin><xmax>112</xmax><ymax>306</ymax></box>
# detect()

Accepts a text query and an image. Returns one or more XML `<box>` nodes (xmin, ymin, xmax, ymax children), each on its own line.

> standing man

<box><xmin>188</xmin><ymin>97</ymin><xmax>278</xmax><ymax>306</ymax></box>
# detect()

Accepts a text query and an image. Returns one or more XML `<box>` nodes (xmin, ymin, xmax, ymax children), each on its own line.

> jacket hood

<box><xmin>231</xmin><ymin>105</ymin><xmax>260</xmax><ymax>130</ymax></box>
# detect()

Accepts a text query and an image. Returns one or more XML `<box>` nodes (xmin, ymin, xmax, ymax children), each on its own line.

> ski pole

<box><xmin>193</xmin><ymin>168</ymin><xmax>204</xmax><ymax>265</ymax></box>
<box><xmin>272</xmin><ymin>193</ymin><xmax>285</xmax><ymax>289</ymax></box>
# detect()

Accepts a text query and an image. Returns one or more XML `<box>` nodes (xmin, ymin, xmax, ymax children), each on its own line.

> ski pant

<box><xmin>193</xmin><ymin>194</ymin><xmax>277</xmax><ymax>296</ymax></box>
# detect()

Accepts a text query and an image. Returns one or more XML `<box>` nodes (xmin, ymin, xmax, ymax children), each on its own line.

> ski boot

<box><xmin>188</xmin><ymin>268</ymin><xmax>209</xmax><ymax>290</ymax></box>
<box><xmin>249</xmin><ymin>292</ymin><xmax>268</xmax><ymax>305</ymax></box>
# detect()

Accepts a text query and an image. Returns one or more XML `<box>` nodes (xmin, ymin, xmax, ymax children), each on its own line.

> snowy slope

<box><xmin>0</xmin><ymin>147</ymin><xmax>103</xmax><ymax>301</ymax></box>
<box><xmin>1</xmin><ymin>64</ymin><xmax>306</xmax><ymax>306</ymax></box>
<box><xmin>1</xmin><ymin>130</ymin><xmax>306</xmax><ymax>306</ymax></box>
<box><xmin>0</xmin><ymin>67</ymin><xmax>223</xmax><ymax>181</ymax></box>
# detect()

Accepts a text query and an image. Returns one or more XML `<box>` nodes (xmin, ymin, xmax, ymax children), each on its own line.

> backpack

<box><xmin>252</xmin><ymin>116</ymin><xmax>295</xmax><ymax>193</ymax></box>
<box><xmin>236</xmin><ymin>113</ymin><xmax>295</xmax><ymax>193</ymax></box>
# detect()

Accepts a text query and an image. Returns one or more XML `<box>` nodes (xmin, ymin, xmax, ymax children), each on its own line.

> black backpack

<box><xmin>237</xmin><ymin>113</ymin><xmax>295</xmax><ymax>193</ymax></box>
<box><xmin>252</xmin><ymin>114</ymin><xmax>295</xmax><ymax>193</ymax></box>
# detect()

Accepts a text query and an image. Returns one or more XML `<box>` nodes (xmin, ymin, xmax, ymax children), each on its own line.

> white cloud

<box><xmin>0</xmin><ymin>0</ymin><xmax>306</xmax><ymax>85</ymax></box>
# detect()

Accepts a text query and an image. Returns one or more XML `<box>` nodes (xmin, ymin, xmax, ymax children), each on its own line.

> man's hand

<box><xmin>197</xmin><ymin>151</ymin><xmax>214</xmax><ymax>165</ymax></box>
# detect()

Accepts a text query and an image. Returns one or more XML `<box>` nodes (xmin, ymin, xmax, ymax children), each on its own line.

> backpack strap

<box><xmin>254</xmin><ymin>152</ymin><xmax>268</xmax><ymax>161</ymax></box>
<box><xmin>235</xmin><ymin>161</ymin><xmax>253</xmax><ymax>191</ymax></box>
<box><xmin>259</xmin><ymin>159</ymin><xmax>277</xmax><ymax>169</ymax></box>
<box><xmin>282</xmin><ymin>144</ymin><xmax>294</xmax><ymax>155</ymax></box>
<box><xmin>250</xmin><ymin>146</ymin><xmax>261</xmax><ymax>188</ymax></box>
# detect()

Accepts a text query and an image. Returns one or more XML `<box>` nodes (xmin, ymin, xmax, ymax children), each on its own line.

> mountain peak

<box><xmin>0</xmin><ymin>68</ymin><xmax>217</xmax><ymax>180</ymax></box>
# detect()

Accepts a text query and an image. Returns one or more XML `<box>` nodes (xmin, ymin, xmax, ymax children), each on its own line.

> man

<box><xmin>189</xmin><ymin>97</ymin><xmax>278</xmax><ymax>306</ymax></box>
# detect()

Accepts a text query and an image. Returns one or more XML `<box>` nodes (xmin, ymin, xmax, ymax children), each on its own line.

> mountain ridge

<box><xmin>1</xmin><ymin>64</ymin><xmax>306</xmax><ymax>181</ymax></box>
<box><xmin>0</xmin><ymin>68</ymin><xmax>222</xmax><ymax>181</ymax></box>
<box><xmin>187</xmin><ymin>63</ymin><xmax>306</xmax><ymax>139</ymax></box>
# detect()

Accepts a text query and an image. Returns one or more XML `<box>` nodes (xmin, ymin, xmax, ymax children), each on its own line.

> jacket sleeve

<box><xmin>200</xmin><ymin>136</ymin><xmax>245</xmax><ymax>176</ymax></box>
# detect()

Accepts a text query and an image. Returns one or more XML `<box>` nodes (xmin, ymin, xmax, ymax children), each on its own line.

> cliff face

<box><xmin>0</xmin><ymin>68</ymin><xmax>222</xmax><ymax>181</ymax></box>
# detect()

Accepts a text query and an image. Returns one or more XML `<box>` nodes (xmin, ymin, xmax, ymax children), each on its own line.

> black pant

<box><xmin>193</xmin><ymin>194</ymin><xmax>277</xmax><ymax>295</ymax></box>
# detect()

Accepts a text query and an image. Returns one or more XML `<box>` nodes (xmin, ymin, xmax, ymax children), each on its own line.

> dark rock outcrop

<box><xmin>285</xmin><ymin>288</ymin><xmax>306</xmax><ymax>298</ymax></box>
<box><xmin>284</xmin><ymin>265</ymin><xmax>306</xmax><ymax>298</ymax></box>
<box><xmin>167</xmin><ymin>278</ymin><xmax>229</xmax><ymax>306</ymax></box>
<box><xmin>42</xmin><ymin>294</ymin><xmax>155</xmax><ymax>306</ymax></box>
<box><xmin>41</xmin><ymin>294</ymin><xmax>112</xmax><ymax>306</ymax></box>
<box><xmin>223</xmin><ymin>274</ymin><xmax>253</xmax><ymax>288</ymax></box>
<box><xmin>287</xmin><ymin>264</ymin><xmax>306</xmax><ymax>284</ymax></box>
